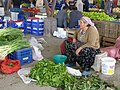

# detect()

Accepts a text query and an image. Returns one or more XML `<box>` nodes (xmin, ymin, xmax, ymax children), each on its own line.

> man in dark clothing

<box><xmin>12</xmin><ymin>0</ymin><xmax>21</xmax><ymax>8</ymax></box>
<box><xmin>68</xmin><ymin>6</ymin><xmax>82</xmax><ymax>28</ymax></box>
<box><xmin>83</xmin><ymin>0</ymin><xmax>89</xmax><ymax>12</ymax></box>
<box><xmin>56</xmin><ymin>6</ymin><xmax>68</xmax><ymax>28</ymax></box>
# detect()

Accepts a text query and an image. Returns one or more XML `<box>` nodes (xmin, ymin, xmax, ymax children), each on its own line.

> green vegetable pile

<box><xmin>0</xmin><ymin>28</ymin><xmax>30</xmax><ymax>59</ymax></box>
<box><xmin>0</xmin><ymin>28</ymin><xmax>24</xmax><ymax>41</ymax></box>
<box><xmin>29</xmin><ymin>59</ymin><xmax>75</xmax><ymax>87</ymax></box>
<box><xmin>29</xmin><ymin>59</ymin><xmax>115</xmax><ymax>90</ymax></box>
<box><xmin>83</xmin><ymin>12</ymin><xmax>115</xmax><ymax>21</ymax></box>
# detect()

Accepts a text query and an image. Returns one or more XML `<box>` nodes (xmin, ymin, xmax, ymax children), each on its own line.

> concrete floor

<box><xmin>0</xmin><ymin>35</ymin><xmax>120</xmax><ymax>90</ymax></box>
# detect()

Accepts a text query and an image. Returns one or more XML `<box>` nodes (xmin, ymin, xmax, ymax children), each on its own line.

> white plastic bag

<box><xmin>66</xmin><ymin>67</ymin><xmax>82</xmax><ymax>76</ymax></box>
<box><xmin>29</xmin><ymin>37</ymin><xmax>44</xmax><ymax>50</ymax></box>
<box><xmin>32</xmin><ymin>46</ymin><xmax>43</xmax><ymax>61</ymax></box>
<box><xmin>37</xmin><ymin>38</ymin><xmax>47</xmax><ymax>44</ymax></box>
<box><xmin>17</xmin><ymin>68</ymin><xmax>36</xmax><ymax>84</ymax></box>
<box><xmin>53</xmin><ymin>28</ymin><xmax>67</xmax><ymax>38</ymax></box>
<box><xmin>92</xmin><ymin>51</ymin><xmax>108</xmax><ymax>72</ymax></box>
<box><xmin>29</xmin><ymin>37</ymin><xmax>44</xmax><ymax>61</ymax></box>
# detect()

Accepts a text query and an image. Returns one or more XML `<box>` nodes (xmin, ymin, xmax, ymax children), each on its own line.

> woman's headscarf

<box><xmin>82</xmin><ymin>16</ymin><xmax>94</xmax><ymax>26</ymax></box>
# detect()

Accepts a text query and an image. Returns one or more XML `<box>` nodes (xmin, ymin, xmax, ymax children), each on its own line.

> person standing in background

<box><xmin>68</xmin><ymin>6</ymin><xmax>83</xmax><ymax>28</ymax></box>
<box><xmin>11</xmin><ymin>0</ymin><xmax>21</xmax><ymax>8</ymax></box>
<box><xmin>105</xmin><ymin>0</ymin><xmax>113</xmax><ymax>15</ymax></box>
<box><xmin>117</xmin><ymin>0</ymin><xmax>120</xmax><ymax>7</ymax></box>
<box><xmin>61</xmin><ymin>0</ymin><xmax>70</xmax><ymax>10</ymax></box>
<box><xmin>36</xmin><ymin>0</ymin><xmax>43</xmax><ymax>8</ymax></box>
<box><xmin>55</xmin><ymin>0</ymin><xmax>64</xmax><ymax>10</ymax></box>
<box><xmin>76</xmin><ymin>0</ymin><xmax>83</xmax><ymax>12</ymax></box>
<box><xmin>82</xmin><ymin>0</ymin><xmax>89</xmax><ymax>12</ymax></box>
<box><xmin>56</xmin><ymin>6</ymin><xmax>68</xmax><ymax>29</ymax></box>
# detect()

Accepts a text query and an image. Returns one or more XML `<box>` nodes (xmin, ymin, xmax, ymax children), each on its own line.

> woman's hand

<box><xmin>73</xmin><ymin>38</ymin><xmax>76</xmax><ymax>43</ymax></box>
<box><xmin>76</xmin><ymin>47</ymin><xmax>82</xmax><ymax>56</ymax></box>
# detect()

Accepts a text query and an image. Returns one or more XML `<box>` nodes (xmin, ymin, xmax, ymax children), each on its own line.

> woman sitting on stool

<box><xmin>64</xmin><ymin>16</ymin><xmax>101</xmax><ymax>76</ymax></box>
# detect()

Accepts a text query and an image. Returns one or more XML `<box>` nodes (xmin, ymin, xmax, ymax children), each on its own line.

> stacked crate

<box><xmin>0</xmin><ymin>16</ymin><xmax>4</xmax><ymax>29</ymax></box>
<box><xmin>24</xmin><ymin>17</ymin><xmax>44</xmax><ymax>36</ymax></box>
<box><xmin>7</xmin><ymin>20</ymin><xmax>24</xmax><ymax>29</ymax></box>
<box><xmin>94</xmin><ymin>21</ymin><xmax>120</xmax><ymax>47</ymax></box>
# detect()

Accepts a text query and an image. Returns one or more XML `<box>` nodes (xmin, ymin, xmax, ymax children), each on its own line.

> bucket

<box><xmin>53</xmin><ymin>54</ymin><xmax>67</xmax><ymax>64</ymax></box>
<box><xmin>11</xmin><ymin>12</ymin><xmax>19</xmax><ymax>20</ymax></box>
<box><xmin>101</xmin><ymin>57</ymin><xmax>116</xmax><ymax>75</ymax></box>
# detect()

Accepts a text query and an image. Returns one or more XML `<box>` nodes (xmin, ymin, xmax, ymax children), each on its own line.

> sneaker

<box><xmin>82</xmin><ymin>70</ymin><xmax>90</xmax><ymax>77</ymax></box>
<box><xmin>65</xmin><ymin>63</ymin><xmax>76</xmax><ymax>67</ymax></box>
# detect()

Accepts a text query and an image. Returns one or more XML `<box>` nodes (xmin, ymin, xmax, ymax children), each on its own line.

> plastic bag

<box><xmin>1</xmin><ymin>59</ymin><xmax>21</xmax><ymax>74</ymax></box>
<box><xmin>53</xmin><ymin>28</ymin><xmax>67</xmax><ymax>39</ymax></box>
<box><xmin>92</xmin><ymin>51</ymin><xmax>108</xmax><ymax>72</ymax></box>
<box><xmin>32</xmin><ymin>46</ymin><xmax>43</xmax><ymax>61</ymax></box>
<box><xmin>29</xmin><ymin>37</ymin><xmax>44</xmax><ymax>51</ymax></box>
<box><xmin>66</xmin><ymin>67</ymin><xmax>82</xmax><ymax>76</ymax></box>
<box><xmin>17</xmin><ymin>68</ymin><xmax>36</xmax><ymax>84</ymax></box>
<box><xmin>29</xmin><ymin>37</ymin><xmax>44</xmax><ymax>61</ymax></box>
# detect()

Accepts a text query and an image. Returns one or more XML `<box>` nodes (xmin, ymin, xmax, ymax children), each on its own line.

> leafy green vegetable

<box><xmin>0</xmin><ymin>28</ymin><xmax>30</xmax><ymax>59</ymax></box>
<box><xmin>83</xmin><ymin>12</ymin><xmax>115</xmax><ymax>21</ymax></box>
<box><xmin>0</xmin><ymin>28</ymin><xmax>24</xmax><ymax>42</ymax></box>
<box><xmin>29</xmin><ymin>59</ymin><xmax>115</xmax><ymax>90</ymax></box>
<box><xmin>29</xmin><ymin>59</ymin><xmax>75</xmax><ymax>87</ymax></box>
<box><xmin>0</xmin><ymin>39</ymin><xmax>30</xmax><ymax>58</ymax></box>
<box><xmin>7</xmin><ymin>62</ymin><xmax>14</xmax><ymax>67</ymax></box>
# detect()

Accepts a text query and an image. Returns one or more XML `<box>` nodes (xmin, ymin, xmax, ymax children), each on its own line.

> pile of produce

<box><xmin>113</xmin><ymin>7</ymin><xmax>120</xmax><ymax>13</ymax></box>
<box><xmin>83</xmin><ymin>12</ymin><xmax>115</xmax><ymax>21</ymax></box>
<box><xmin>0</xmin><ymin>28</ymin><xmax>30</xmax><ymax>59</ymax></box>
<box><xmin>29</xmin><ymin>59</ymin><xmax>116</xmax><ymax>90</ymax></box>
<box><xmin>0</xmin><ymin>28</ymin><xmax>24</xmax><ymax>41</ymax></box>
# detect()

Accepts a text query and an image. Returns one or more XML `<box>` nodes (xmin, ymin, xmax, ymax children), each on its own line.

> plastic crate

<box><xmin>31</xmin><ymin>29</ymin><xmax>44</xmax><ymax>36</ymax></box>
<box><xmin>0</xmin><ymin>22</ymin><xmax>5</xmax><ymax>29</ymax></box>
<box><xmin>0</xmin><ymin>16</ymin><xmax>4</xmax><ymax>22</ymax></box>
<box><xmin>24</xmin><ymin>17</ymin><xmax>44</xmax><ymax>36</ymax></box>
<box><xmin>7</xmin><ymin>20</ymin><xmax>24</xmax><ymax>28</ymax></box>
<box><xmin>10</xmin><ymin>8</ymin><xmax>22</xmax><ymax>12</ymax></box>
<box><xmin>8</xmin><ymin>48</ymin><xmax>33</xmax><ymax>65</ymax></box>
<box><xmin>18</xmin><ymin>12</ymin><xmax>30</xmax><ymax>20</ymax></box>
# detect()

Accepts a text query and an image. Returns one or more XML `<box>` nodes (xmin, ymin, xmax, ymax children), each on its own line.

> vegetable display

<box><xmin>0</xmin><ymin>28</ymin><xmax>24</xmax><ymax>41</ymax></box>
<box><xmin>29</xmin><ymin>59</ymin><xmax>75</xmax><ymax>87</ymax></box>
<box><xmin>0</xmin><ymin>28</ymin><xmax>30</xmax><ymax>60</ymax></box>
<box><xmin>0</xmin><ymin>39</ymin><xmax>30</xmax><ymax>58</ymax></box>
<box><xmin>83</xmin><ymin>12</ymin><xmax>115</xmax><ymax>21</ymax></box>
<box><xmin>29</xmin><ymin>59</ymin><xmax>116</xmax><ymax>90</ymax></box>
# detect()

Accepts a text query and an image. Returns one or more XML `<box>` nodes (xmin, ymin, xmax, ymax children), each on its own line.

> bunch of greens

<box><xmin>29</xmin><ymin>59</ymin><xmax>115</xmax><ymax>90</ymax></box>
<box><xmin>0</xmin><ymin>39</ymin><xmax>30</xmax><ymax>58</ymax></box>
<box><xmin>0</xmin><ymin>28</ymin><xmax>24</xmax><ymax>42</ymax></box>
<box><xmin>29</xmin><ymin>59</ymin><xmax>75</xmax><ymax>87</ymax></box>
<box><xmin>83</xmin><ymin>12</ymin><xmax>115</xmax><ymax>21</ymax></box>
<box><xmin>0</xmin><ymin>28</ymin><xmax>30</xmax><ymax>60</ymax></box>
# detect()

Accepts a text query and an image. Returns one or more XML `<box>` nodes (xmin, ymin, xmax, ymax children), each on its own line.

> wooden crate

<box><xmin>94</xmin><ymin>21</ymin><xmax>119</xmax><ymax>39</ymax></box>
<box><xmin>104</xmin><ymin>21</ymin><xmax>110</xmax><ymax>38</ymax></box>
<box><xmin>67</xmin><ymin>29</ymin><xmax>76</xmax><ymax>38</ymax></box>
<box><xmin>117</xmin><ymin>24</ymin><xmax>120</xmax><ymax>37</ymax></box>
<box><xmin>94</xmin><ymin>21</ymin><xmax>106</xmax><ymax>36</ymax></box>
<box><xmin>102</xmin><ymin>41</ymin><xmax>115</xmax><ymax>47</ymax></box>
<box><xmin>102</xmin><ymin>37</ymin><xmax>116</xmax><ymax>47</ymax></box>
<box><xmin>99</xmin><ymin>35</ymin><xmax>103</xmax><ymax>46</ymax></box>
<box><xmin>108</xmin><ymin>22</ymin><xmax>119</xmax><ymax>39</ymax></box>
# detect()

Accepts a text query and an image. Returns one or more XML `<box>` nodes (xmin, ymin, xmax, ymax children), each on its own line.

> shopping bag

<box><xmin>1</xmin><ymin>58</ymin><xmax>21</xmax><ymax>74</ymax></box>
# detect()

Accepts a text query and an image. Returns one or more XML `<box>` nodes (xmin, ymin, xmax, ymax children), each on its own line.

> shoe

<box><xmin>82</xmin><ymin>70</ymin><xmax>90</xmax><ymax>77</ymax></box>
<box><xmin>65</xmin><ymin>63</ymin><xmax>76</xmax><ymax>67</ymax></box>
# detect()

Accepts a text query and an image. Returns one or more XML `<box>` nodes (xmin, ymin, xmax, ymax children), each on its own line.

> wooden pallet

<box><xmin>94</xmin><ymin>21</ymin><xmax>119</xmax><ymax>39</ymax></box>
<box><xmin>102</xmin><ymin>37</ymin><xmax>116</xmax><ymax>47</ymax></box>
<box><xmin>99</xmin><ymin>35</ymin><xmax>103</xmax><ymax>46</ymax></box>
<box><xmin>67</xmin><ymin>29</ymin><xmax>76</xmax><ymax>38</ymax></box>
